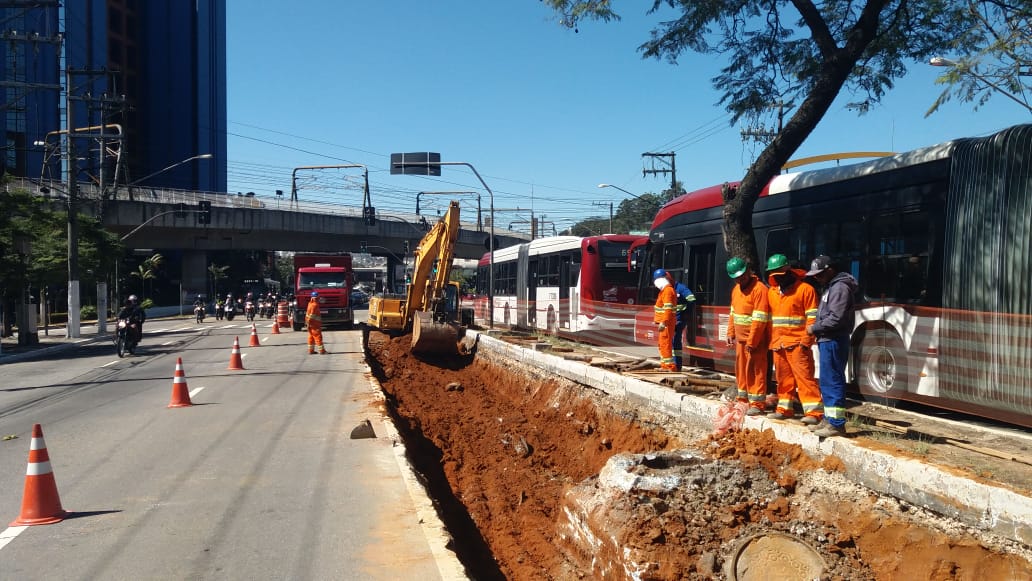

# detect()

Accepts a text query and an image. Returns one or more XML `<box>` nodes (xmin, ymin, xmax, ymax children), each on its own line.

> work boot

<box><xmin>813</xmin><ymin>423</ymin><xmax>847</xmax><ymax>438</ymax></box>
<box><xmin>319</xmin><ymin>348</ymin><xmax>327</xmax><ymax>354</ymax></box>
<box><xmin>308</xmin><ymin>349</ymin><xmax>316</xmax><ymax>355</ymax></box>
<box><xmin>799</xmin><ymin>415</ymin><xmax>821</xmax><ymax>426</ymax></box>
<box><xmin>745</xmin><ymin>407</ymin><xmax>765</xmax><ymax>417</ymax></box>
<box><xmin>808</xmin><ymin>419</ymin><xmax>829</xmax><ymax>432</ymax></box>
<box><xmin>766</xmin><ymin>411</ymin><xmax>792</xmax><ymax>420</ymax></box>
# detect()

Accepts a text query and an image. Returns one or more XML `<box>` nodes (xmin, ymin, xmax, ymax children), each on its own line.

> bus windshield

<box><xmin>597</xmin><ymin>240</ymin><xmax>637</xmax><ymax>286</ymax></box>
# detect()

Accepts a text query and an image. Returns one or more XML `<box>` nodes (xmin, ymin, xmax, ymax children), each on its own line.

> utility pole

<box><xmin>593</xmin><ymin>200</ymin><xmax>613</xmax><ymax>233</ymax></box>
<box><xmin>642</xmin><ymin>152</ymin><xmax>677</xmax><ymax>197</ymax></box>
<box><xmin>740</xmin><ymin>101</ymin><xmax>789</xmax><ymax>145</ymax></box>
<box><xmin>65</xmin><ymin>67</ymin><xmax>80</xmax><ymax>338</ymax></box>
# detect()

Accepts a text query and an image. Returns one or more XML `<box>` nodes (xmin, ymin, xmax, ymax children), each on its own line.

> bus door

<box><xmin>526</xmin><ymin>258</ymin><xmax>539</xmax><ymax>327</ymax></box>
<box><xmin>558</xmin><ymin>255</ymin><xmax>571</xmax><ymax>330</ymax></box>
<box><xmin>685</xmin><ymin>243</ymin><xmax>716</xmax><ymax>348</ymax></box>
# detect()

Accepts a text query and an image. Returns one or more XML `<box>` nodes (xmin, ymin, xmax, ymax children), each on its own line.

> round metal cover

<box><xmin>726</xmin><ymin>532</ymin><xmax>826</xmax><ymax>580</ymax></box>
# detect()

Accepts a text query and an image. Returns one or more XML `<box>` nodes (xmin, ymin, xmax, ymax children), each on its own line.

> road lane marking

<box><xmin>0</xmin><ymin>526</ymin><xmax>27</xmax><ymax>552</ymax></box>
<box><xmin>101</xmin><ymin>360</ymin><xmax>119</xmax><ymax>367</ymax></box>
<box><xmin>162</xmin><ymin>341</ymin><xmax>175</xmax><ymax>346</ymax></box>
<box><xmin>189</xmin><ymin>387</ymin><xmax>205</xmax><ymax>398</ymax></box>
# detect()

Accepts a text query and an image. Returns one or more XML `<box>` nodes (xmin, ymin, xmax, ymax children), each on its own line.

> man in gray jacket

<box><xmin>805</xmin><ymin>256</ymin><xmax>858</xmax><ymax>437</ymax></box>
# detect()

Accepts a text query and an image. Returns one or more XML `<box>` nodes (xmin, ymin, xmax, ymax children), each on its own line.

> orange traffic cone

<box><xmin>270</xmin><ymin>320</ymin><xmax>280</xmax><ymax>335</ymax></box>
<box><xmin>10</xmin><ymin>424</ymin><xmax>67</xmax><ymax>526</ymax></box>
<box><xmin>228</xmin><ymin>336</ymin><xmax>245</xmax><ymax>370</ymax></box>
<box><xmin>248</xmin><ymin>323</ymin><xmax>261</xmax><ymax>347</ymax></box>
<box><xmin>168</xmin><ymin>357</ymin><xmax>193</xmax><ymax>408</ymax></box>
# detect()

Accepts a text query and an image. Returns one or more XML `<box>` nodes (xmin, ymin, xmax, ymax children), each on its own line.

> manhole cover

<box><xmin>726</xmin><ymin>532</ymin><xmax>826</xmax><ymax>580</ymax></box>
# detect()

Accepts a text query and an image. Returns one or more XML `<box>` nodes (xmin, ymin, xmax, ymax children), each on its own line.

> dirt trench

<box><xmin>364</xmin><ymin>332</ymin><xmax>1032</xmax><ymax>580</ymax></box>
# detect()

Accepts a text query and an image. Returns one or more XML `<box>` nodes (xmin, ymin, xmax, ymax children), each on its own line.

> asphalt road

<box><xmin>0</xmin><ymin>316</ymin><xmax>461</xmax><ymax>580</ymax></box>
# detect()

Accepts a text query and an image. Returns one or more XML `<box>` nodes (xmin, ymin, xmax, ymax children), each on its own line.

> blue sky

<box><xmin>225</xmin><ymin>1</ymin><xmax>1030</xmax><ymax>234</ymax></box>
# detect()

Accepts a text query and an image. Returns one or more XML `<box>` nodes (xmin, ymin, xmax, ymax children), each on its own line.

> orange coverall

<box><xmin>654</xmin><ymin>284</ymin><xmax>677</xmax><ymax>371</ymax></box>
<box><xmin>305</xmin><ymin>297</ymin><xmax>326</xmax><ymax>354</ymax></box>
<box><xmin>767</xmin><ymin>269</ymin><xmax>822</xmax><ymax>419</ymax></box>
<box><xmin>726</xmin><ymin>274</ymin><xmax>770</xmax><ymax>410</ymax></box>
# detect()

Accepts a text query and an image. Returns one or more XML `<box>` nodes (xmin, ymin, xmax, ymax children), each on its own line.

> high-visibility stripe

<box><xmin>30</xmin><ymin>437</ymin><xmax>45</xmax><ymax>451</ymax></box>
<box><xmin>804</xmin><ymin>308</ymin><xmax>818</xmax><ymax>317</ymax></box>
<box><xmin>732</xmin><ymin>314</ymin><xmax>753</xmax><ymax>324</ymax></box>
<box><xmin>772</xmin><ymin>316</ymin><xmax>805</xmax><ymax>325</ymax></box>
<box><xmin>751</xmin><ymin>311</ymin><xmax>770</xmax><ymax>322</ymax></box>
<box><xmin>825</xmin><ymin>406</ymin><xmax>845</xmax><ymax>420</ymax></box>
<box><xmin>26</xmin><ymin>461</ymin><xmax>53</xmax><ymax>476</ymax></box>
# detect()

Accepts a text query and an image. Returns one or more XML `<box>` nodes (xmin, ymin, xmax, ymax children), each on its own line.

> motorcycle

<box><xmin>194</xmin><ymin>304</ymin><xmax>206</xmax><ymax>323</ymax></box>
<box><xmin>245</xmin><ymin>300</ymin><xmax>256</xmax><ymax>322</ymax></box>
<box><xmin>215</xmin><ymin>303</ymin><xmax>225</xmax><ymax>321</ymax></box>
<box><xmin>114</xmin><ymin>318</ymin><xmax>139</xmax><ymax>357</ymax></box>
<box><xmin>226</xmin><ymin>302</ymin><xmax>236</xmax><ymax>321</ymax></box>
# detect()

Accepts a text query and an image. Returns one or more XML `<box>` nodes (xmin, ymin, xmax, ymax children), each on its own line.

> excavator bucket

<box><xmin>412</xmin><ymin>311</ymin><xmax>459</xmax><ymax>355</ymax></box>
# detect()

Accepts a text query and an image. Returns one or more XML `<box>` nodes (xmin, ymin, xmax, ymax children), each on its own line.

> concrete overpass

<box><xmin>20</xmin><ymin>179</ymin><xmax>530</xmax><ymax>292</ymax></box>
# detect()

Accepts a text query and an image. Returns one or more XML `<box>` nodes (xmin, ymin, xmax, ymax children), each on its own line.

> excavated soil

<box><xmin>364</xmin><ymin>331</ymin><xmax>1032</xmax><ymax>580</ymax></box>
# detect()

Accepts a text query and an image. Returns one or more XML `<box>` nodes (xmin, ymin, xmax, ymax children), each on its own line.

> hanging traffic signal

<box><xmin>197</xmin><ymin>200</ymin><xmax>212</xmax><ymax>224</ymax></box>
<box><xmin>403</xmin><ymin>240</ymin><xmax>410</xmax><ymax>254</ymax></box>
<box><xmin>363</xmin><ymin>206</ymin><xmax>376</xmax><ymax>226</ymax></box>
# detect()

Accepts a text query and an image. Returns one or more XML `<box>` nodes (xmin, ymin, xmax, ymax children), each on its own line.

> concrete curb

<box><xmin>471</xmin><ymin>331</ymin><xmax>1032</xmax><ymax>546</ymax></box>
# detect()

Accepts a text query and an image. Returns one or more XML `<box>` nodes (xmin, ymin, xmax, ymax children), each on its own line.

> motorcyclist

<box><xmin>225</xmin><ymin>293</ymin><xmax>236</xmax><ymax>319</ymax></box>
<box><xmin>116</xmin><ymin>294</ymin><xmax>146</xmax><ymax>344</ymax></box>
<box><xmin>215</xmin><ymin>296</ymin><xmax>225</xmax><ymax>320</ymax></box>
<box><xmin>193</xmin><ymin>295</ymin><xmax>206</xmax><ymax>320</ymax></box>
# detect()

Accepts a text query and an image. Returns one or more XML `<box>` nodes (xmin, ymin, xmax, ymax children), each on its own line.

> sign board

<box><xmin>390</xmin><ymin>152</ymin><xmax>441</xmax><ymax>176</ymax></box>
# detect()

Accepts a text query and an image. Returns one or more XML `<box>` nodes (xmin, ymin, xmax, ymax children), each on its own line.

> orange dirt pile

<box><xmin>365</xmin><ymin>331</ymin><xmax>1032</xmax><ymax>580</ymax></box>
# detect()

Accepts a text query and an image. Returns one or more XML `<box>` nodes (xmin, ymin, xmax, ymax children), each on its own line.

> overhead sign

<box><xmin>390</xmin><ymin>152</ymin><xmax>441</xmax><ymax>176</ymax></box>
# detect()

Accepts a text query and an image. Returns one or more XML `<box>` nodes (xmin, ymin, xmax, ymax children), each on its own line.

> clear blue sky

<box><xmin>225</xmin><ymin>1</ymin><xmax>1030</xmax><ymax>234</ymax></box>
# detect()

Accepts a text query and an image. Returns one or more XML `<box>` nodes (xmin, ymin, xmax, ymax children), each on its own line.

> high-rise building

<box><xmin>0</xmin><ymin>0</ymin><xmax>226</xmax><ymax>192</ymax></box>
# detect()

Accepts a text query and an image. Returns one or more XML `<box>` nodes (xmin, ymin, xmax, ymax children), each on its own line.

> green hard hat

<box><xmin>766</xmin><ymin>253</ymin><xmax>789</xmax><ymax>272</ymax></box>
<box><xmin>726</xmin><ymin>257</ymin><xmax>747</xmax><ymax>279</ymax></box>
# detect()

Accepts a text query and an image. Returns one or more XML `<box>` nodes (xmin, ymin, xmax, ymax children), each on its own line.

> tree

<box><xmin>544</xmin><ymin>0</ymin><xmax>983</xmax><ymax>270</ymax></box>
<box><xmin>130</xmin><ymin>252</ymin><xmax>164</xmax><ymax>297</ymax></box>
<box><xmin>928</xmin><ymin>1</ymin><xmax>1031</xmax><ymax>114</ymax></box>
<box><xmin>208</xmin><ymin>263</ymin><xmax>230</xmax><ymax>298</ymax></box>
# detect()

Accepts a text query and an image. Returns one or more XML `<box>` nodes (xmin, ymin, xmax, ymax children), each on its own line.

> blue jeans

<box><xmin>818</xmin><ymin>336</ymin><xmax>849</xmax><ymax>428</ymax></box>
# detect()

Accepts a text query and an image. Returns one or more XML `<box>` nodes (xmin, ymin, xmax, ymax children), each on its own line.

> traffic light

<box><xmin>360</xmin><ymin>240</ymin><xmax>368</xmax><ymax>252</ymax></box>
<box><xmin>363</xmin><ymin>206</ymin><xmax>376</xmax><ymax>226</ymax></box>
<box><xmin>403</xmin><ymin>240</ymin><xmax>410</xmax><ymax>254</ymax></box>
<box><xmin>197</xmin><ymin>200</ymin><xmax>212</xmax><ymax>224</ymax></box>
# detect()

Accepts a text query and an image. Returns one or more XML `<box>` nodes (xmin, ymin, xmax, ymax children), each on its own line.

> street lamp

<box><xmin>597</xmin><ymin>183</ymin><xmax>645</xmax><ymax>200</ymax></box>
<box><xmin>929</xmin><ymin>57</ymin><xmax>1032</xmax><ymax>113</ymax></box>
<box><xmin>127</xmin><ymin>153</ymin><xmax>214</xmax><ymax>198</ymax></box>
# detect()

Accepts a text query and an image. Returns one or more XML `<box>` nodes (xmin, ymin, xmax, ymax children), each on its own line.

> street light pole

<box><xmin>597</xmin><ymin>183</ymin><xmax>646</xmax><ymax>200</ymax></box>
<box><xmin>929</xmin><ymin>57</ymin><xmax>1032</xmax><ymax>113</ymax></box>
<box><xmin>126</xmin><ymin>153</ymin><xmax>214</xmax><ymax>199</ymax></box>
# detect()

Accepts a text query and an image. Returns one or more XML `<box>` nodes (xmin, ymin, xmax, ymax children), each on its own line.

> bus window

<box><xmin>766</xmin><ymin>228</ymin><xmax>809</xmax><ymax>268</ymax></box>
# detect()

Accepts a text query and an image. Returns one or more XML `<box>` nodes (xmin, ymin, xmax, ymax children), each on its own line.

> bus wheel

<box><xmin>856</xmin><ymin>329</ymin><xmax>908</xmax><ymax>401</ymax></box>
<box><xmin>546</xmin><ymin>308</ymin><xmax>558</xmax><ymax>336</ymax></box>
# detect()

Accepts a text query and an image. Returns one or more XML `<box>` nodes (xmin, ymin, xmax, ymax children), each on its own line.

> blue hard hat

<box><xmin>311</xmin><ymin>291</ymin><xmax>319</xmax><ymax>297</ymax></box>
<box><xmin>652</xmin><ymin>268</ymin><xmax>667</xmax><ymax>280</ymax></box>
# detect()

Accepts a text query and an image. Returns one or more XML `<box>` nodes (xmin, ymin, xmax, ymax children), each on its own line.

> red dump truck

<box><xmin>289</xmin><ymin>253</ymin><xmax>354</xmax><ymax>331</ymax></box>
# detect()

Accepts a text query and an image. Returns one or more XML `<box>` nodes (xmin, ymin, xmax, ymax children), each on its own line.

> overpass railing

<box><xmin>11</xmin><ymin>177</ymin><xmax>528</xmax><ymax>239</ymax></box>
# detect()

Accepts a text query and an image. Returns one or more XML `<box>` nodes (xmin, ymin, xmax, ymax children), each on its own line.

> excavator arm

<box><xmin>405</xmin><ymin>201</ymin><xmax>460</xmax><ymax>318</ymax></box>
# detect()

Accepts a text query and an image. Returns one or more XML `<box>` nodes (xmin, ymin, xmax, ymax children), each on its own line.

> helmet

<box><xmin>226</xmin><ymin>293</ymin><xmax>232</xmax><ymax>298</ymax></box>
<box><xmin>196</xmin><ymin>295</ymin><xmax>202</xmax><ymax>300</ymax></box>
<box><xmin>726</xmin><ymin>257</ymin><xmax>747</xmax><ymax>279</ymax></box>
<box><xmin>128</xmin><ymin>294</ymin><xmax>138</xmax><ymax>304</ymax></box>
<box><xmin>311</xmin><ymin>291</ymin><xmax>319</xmax><ymax>297</ymax></box>
<box><xmin>652</xmin><ymin>268</ymin><xmax>667</xmax><ymax>280</ymax></box>
<box><xmin>766</xmin><ymin>254</ymin><xmax>789</xmax><ymax>272</ymax></box>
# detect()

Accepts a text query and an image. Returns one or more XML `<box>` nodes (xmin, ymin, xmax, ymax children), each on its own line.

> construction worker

<box><xmin>765</xmin><ymin>254</ymin><xmax>823</xmax><ymax>424</ymax></box>
<box><xmin>652</xmin><ymin>268</ymin><xmax>677</xmax><ymax>371</ymax></box>
<box><xmin>667</xmin><ymin>272</ymin><xmax>696</xmax><ymax>371</ymax></box>
<box><xmin>806</xmin><ymin>255</ymin><xmax>857</xmax><ymax>438</ymax></box>
<box><xmin>724</xmin><ymin>257</ymin><xmax>770</xmax><ymax>415</ymax></box>
<box><xmin>305</xmin><ymin>290</ymin><xmax>327</xmax><ymax>354</ymax></box>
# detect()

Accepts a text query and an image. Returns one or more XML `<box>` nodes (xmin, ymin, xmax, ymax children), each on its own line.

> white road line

<box><xmin>220</xmin><ymin>324</ymin><xmax>236</xmax><ymax>329</ymax></box>
<box><xmin>188</xmin><ymin>386</ymin><xmax>205</xmax><ymax>398</ymax></box>
<box><xmin>161</xmin><ymin>341</ymin><xmax>175</xmax><ymax>346</ymax></box>
<box><xmin>0</xmin><ymin>526</ymin><xmax>28</xmax><ymax>552</ymax></box>
<box><xmin>101</xmin><ymin>360</ymin><xmax>119</xmax><ymax>367</ymax></box>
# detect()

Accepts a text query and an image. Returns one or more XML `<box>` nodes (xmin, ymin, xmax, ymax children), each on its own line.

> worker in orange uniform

<box><xmin>305</xmin><ymin>290</ymin><xmax>327</xmax><ymax>354</ymax></box>
<box><xmin>724</xmin><ymin>257</ymin><xmax>770</xmax><ymax>415</ymax></box>
<box><xmin>652</xmin><ymin>268</ymin><xmax>678</xmax><ymax>371</ymax></box>
<box><xmin>765</xmin><ymin>254</ymin><xmax>823</xmax><ymax>424</ymax></box>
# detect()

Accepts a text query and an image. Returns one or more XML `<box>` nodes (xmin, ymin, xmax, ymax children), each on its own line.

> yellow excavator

<box><xmin>367</xmin><ymin>200</ymin><xmax>467</xmax><ymax>354</ymax></box>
